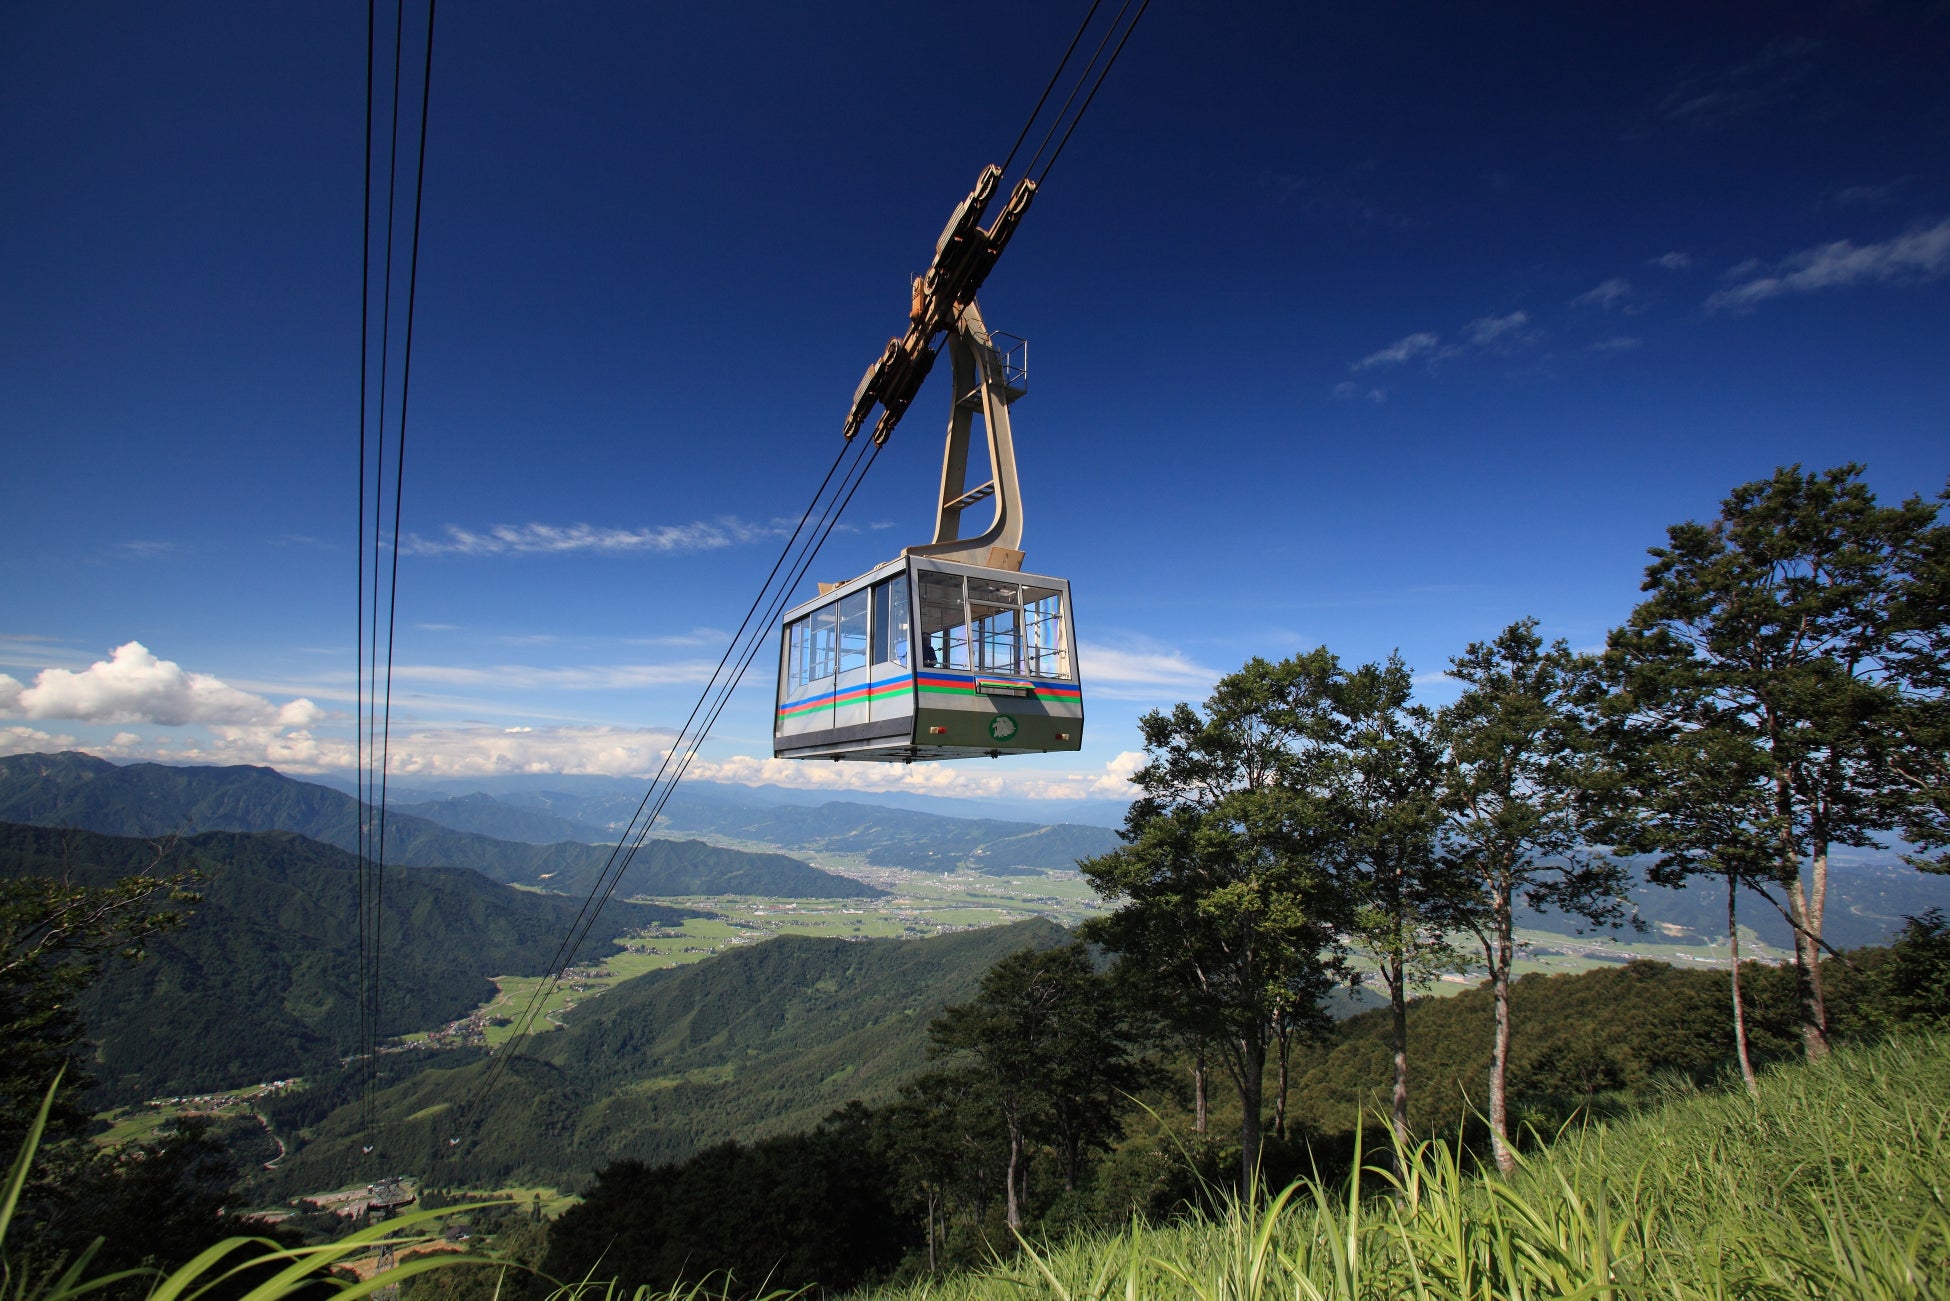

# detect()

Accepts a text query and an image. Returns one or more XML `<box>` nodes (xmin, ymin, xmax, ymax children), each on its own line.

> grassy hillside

<box><xmin>860</xmin><ymin>1032</ymin><xmax>1950</xmax><ymax>1301</ymax></box>
<box><xmin>268</xmin><ymin>918</ymin><xmax>1072</xmax><ymax>1192</ymax></box>
<box><xmin>0</xmin><ymin>822</ymin><xmax>692</xmax><ymax>1101</ymax></box>
<box><xmin>0</xmin><ymin>753</ymin><xmax>880</xmax><ymax>899</ymax></box>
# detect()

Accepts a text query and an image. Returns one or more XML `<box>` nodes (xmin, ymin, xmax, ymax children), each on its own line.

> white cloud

<box><xmin>1831</xmin><ymin>179</ymin><xmax>1909</xmax><ymax>209</ymax></box>
<box><xmin>389</xmin><ymin>659</ymin><xmax>721</xmax><ymax>690</ymax></box>
<box><xmin>689</xmin><ymin>748</ymin><xmax>1147</xmax><ymax>804</ymax></box>
<box><xmin>25</xmin><ymin>721</ymin><xmax>682</xmax><ymax>779</ymax></box>
<box><xmin>1464</xmin><ymin>310</ymin><xmax>1531</xmax><ymax>346</ymax></box>
<box><xmin>401</xmin><ymin>519</ymin><xmax>786</xmax><ymax>558</ymax></box>
<box><xmin>1572</xmin><ymin>278</ymin><xmax>1633</xmax><ymax>310</ymax></box>
<box><xmin>113</xmin><ymin>540</ymin><xmax>185</xmax><ymax>559</ymax></box>
<box><xmin>1079</xmin><ymin>641</ymin><xmax>1220</xmax><ymax>697</ymax></box>
<box><xmin>1353</xmin><ymin>331</ymin><xmax>1440</xmax><ymax>370</ymax></box>
<box><xmin>0</xmin><ymin>725</ymin><xmax>80</xmax><ymax>757</ymax></box>
<box><xmin>1707</xmin><ymin>218</ymin><xmax>1950</xmax><ymax>313</ymax></box>
<box><xmin>1646</xmin><ymin>252</ymin><xmax>1692</xmax><ymax>271</ymax></box>
<box><xmin>348</xmin><ymin>724</ymin><xmax>680</xmax><ymax>778</ymax></box>
<box><xmin>1587</xmin><ymin>336</ymin><xmax>1643</xmax><ymax>352</ymax></box>
<box><xmin>0</xmin><ymin>643</ymin><xmax>323</xmax><ymax>727</ymax></box>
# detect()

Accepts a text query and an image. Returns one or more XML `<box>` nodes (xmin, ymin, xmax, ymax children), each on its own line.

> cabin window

<box><xmin>837</xmin><ymin>589</ymin><xmax>870</xmax><ymax>675</ymax></box>
<box><xmin>787</xmin><ymin>606</ymin><xmax>839</xmax><ymax>690</ymax></box>
<box><xmin>968</xmin><ymin>577</ymin><xmax>1022</xmax><ymax>674</ymax></box>
<box><xmin>918</xmin><ymin>570</ymin><xmax>968</xmax><ymax>669</ymax></box>
<box><xmin>1022</xmin><ymin>584</ymin><xmax>1066</xmax><ymax>678</ymax></box>
<box><xmin>872</xmin><ymin>575</ymin><xmax>910</xmax><ymax>668</ymax></box>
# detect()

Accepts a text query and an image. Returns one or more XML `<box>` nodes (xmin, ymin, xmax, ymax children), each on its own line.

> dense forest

<box><xmin>0</xmin><ymin>822</ymin><xmax>693</xmax><ymax>1101</ymax></box>
<box><xmin>260</xmin><ymin>920</ymin><xmax>1072</xmax><ymax>1192</ymax></box>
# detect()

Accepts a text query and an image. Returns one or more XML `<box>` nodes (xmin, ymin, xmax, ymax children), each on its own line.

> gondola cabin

<box><xmin>775</xmin><ymin>554</ymin><xmax>1082</xmax><ymax>761</ymax></box>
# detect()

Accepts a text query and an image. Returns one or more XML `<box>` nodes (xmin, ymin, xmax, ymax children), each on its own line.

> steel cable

<box><xmin>459</xmin><ymin>432</ymin><xmax>870</xmax><ymax>1118</ymax></box>
<box><xmin>444</xmin><ymin>0</ymin><xmax>1149</xmax><ymax>1147</ymax></box>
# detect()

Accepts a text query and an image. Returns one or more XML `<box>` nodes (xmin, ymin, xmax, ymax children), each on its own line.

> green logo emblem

<box><xmin>988</xmin><ymin>715</ymin><xmax>1018</xmax><ymax>742</ymax></box>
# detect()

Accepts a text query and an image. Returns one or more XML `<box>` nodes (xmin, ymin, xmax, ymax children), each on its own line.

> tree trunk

<box><xmin>1238</xmin><ymin>1035</ymin><xmax>1266</xmax><ymax>1195</ymax></box>
<box><xmin>1192</xmin><ymin>1050</ymin><xmax>1207</xmax><ymax>1135</ymax></box>
<box><xmin>1775</xmin><ymin>775</ymin><xmax>1829</xmax><ymax>1059</ymax></box>
<box><xmin>926</xmin><ymin>1194</ymin><xmax>938</xmax><ymax>1274</ymax></box>
<box><xmin>1727</xmin><ymin>872</ymin><xmax>1758</xmax><ymax>1097</ymax></box>
<box><xmin>1786</xmin><ymin>872</ymin><xmax>1830</xmax><ymax>1059</ymax></box>
<box><xmin>1808</xmin><ymin>838</ymin><xmax>1832</xmax><ymax>1045</ymax></box>
<box><xmin>1273</xmin><ymin>1014</ymin><xmax>1291</xmax><ymax>1141</ymax></box>
<box><xmin>1488</xmin><ymin>889</ymin><xmax>1516</xmax><ymax>1174</ymax></box>
<box><xmin>1004</xmin><ymin>1125</ymin><xmax>1023</xmax><ymax>1230</ymax></box>
<box><xmin>1389</xmin><ymin>957</ymin><xmax>1411</xmax><ymax>1149</ymax></box>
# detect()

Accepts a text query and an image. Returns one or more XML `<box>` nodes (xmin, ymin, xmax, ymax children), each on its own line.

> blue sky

<box><xmin>3</xmin><ymin>1</ymin><xmax>1946</xmax><ymax>809</ymax></box>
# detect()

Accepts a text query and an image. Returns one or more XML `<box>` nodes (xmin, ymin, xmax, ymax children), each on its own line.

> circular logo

<box><xmin>987</xmin><ymin>714</ymin><xmax>1019</xmax><ymax>742</ymax></box>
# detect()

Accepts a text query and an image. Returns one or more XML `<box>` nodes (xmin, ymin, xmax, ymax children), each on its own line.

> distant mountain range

<box><xmin>312</xmin><ymin>771</ymin><xmax>1134</xmax><ymax>829</ymax></box>
<box><xmin>1574</xmin><ymin>856</ymin><xmax>1947</xmax><ymax>952</ymax></box>
<box><xmin>407</xmin><ymin>780</ymin><xmax>1127</xmax><ymax>874</ymax></box>
<box><xmin>0</xmin><ymin>753</ymin><xmax>879</xmax><ymax>899</ymax></box>
<box><xmin>266</xmin><ymin>918</ymin><xmax>1074</xmax><ymax>1192</ymax></box>
<box><xmin>0</xmin><ymin>822</ymin><xmax>694</xmax><ymax>1103</ymax></box>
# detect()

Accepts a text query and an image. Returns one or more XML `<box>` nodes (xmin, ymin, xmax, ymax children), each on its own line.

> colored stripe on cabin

<box><xmin>777</xmin><ymin>678</ymin><xmax>914</xmax><ymax>719</ymax></box>
<box><xmin>915</xmin><ymin>673</ymin><xmax>1082</xmax><ymax>702</ymax></box>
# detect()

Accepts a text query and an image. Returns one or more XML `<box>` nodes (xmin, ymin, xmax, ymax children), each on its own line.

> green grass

<box><xmin>856</xmin><ymin>1033</ymin><xmax>1950</xmax><ymax>1301</ymax></box>
<box><xmin>29</xmin><ymin>1039</ymin><xmax>1950</xmax><ymax>1301</ymax></box>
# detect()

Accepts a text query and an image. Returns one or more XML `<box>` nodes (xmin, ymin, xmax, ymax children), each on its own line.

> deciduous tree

<box><xmin>1601</xmin><ymin>465</ymin><xmax>1938</xmax><ymax>1062</ymax></box>
<box><xmin>1331</xmin><ymin>654</ymin><xmax>1468</xmax><ymax>1145</ymax></box>
<box><xmin>0</xmin><ymin>835</ymin><xmax>196</xmax><ymax>1146</ymax></box>
<box><xmin>1080</xmin><ymin>652</ymin><xmax>1348</xmax><ymax>1192</ymax></box>
<box><xmin>927</xmin><ymin>942</ymin><xmax>1142</xmax><ymax>1228</ymax></box>
<box><xmin>1436</xmin><ymin>620</ymin><xmax>1625</xmax><ymax>1172</ymax></box>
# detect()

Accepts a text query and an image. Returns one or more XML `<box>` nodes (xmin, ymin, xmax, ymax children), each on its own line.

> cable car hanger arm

<box><xmin>840</xmin><ymin>165</ymin><xmax>1037</xmax><ymax>447</ymax></box>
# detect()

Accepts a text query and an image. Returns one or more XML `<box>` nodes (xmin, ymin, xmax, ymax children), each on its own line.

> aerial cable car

<box><xmin>775</xmin><ymin>166</ymin><xmax>1083</xmax><ymax>763</ymax></box>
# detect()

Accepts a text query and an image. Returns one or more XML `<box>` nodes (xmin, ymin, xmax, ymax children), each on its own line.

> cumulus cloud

<box><xmin>0</xmin><ymin>725</ymin><xmax>80</xmax><ymax>757</ymax></box>
<box><xmin>1464</xmin><ymin>310</ymin><xmax>1531</xmax><ymax>346</ymax></box>
<box><xmin>1646</xmin><ymin>252</ymin><xmax>1692</xmax><ymax>271</ymax></box>
<box><xmin>0</xmin><ymin>643</ymin><xmax>323</xmax><ymax>727</ymax></box>
<box><xmin>1353</xmin><ymin>331</ymin><xmax>1440</xmax><ymax>370</ymax></box>
<box><xmin>1572</xmin><ymin>278</ymin><xmax>1633</xmax><ymax>310</ymax></box>
<box><xmin>402</xmin><ymin>519</ymin><xmax>786</xmax><ymax>558</ymax></box>
<box><xmin>14</xmin><ymin>721</ymin><xmax>679</xmax><ymax>779</ymax></box>
<box><xmin>1707</xmin><ymin>218</ymin><xmax>1950</xmax><ymax>313</ymax></box>
<box><xmin>348</xmin><ymin>724</ymin><xmax>678</xmax><ymax>777</ymax></box>
<box><xmin>689</xmin><ymin>747</ymin><xmax>1147</xmax><ymax>804</ymax></box>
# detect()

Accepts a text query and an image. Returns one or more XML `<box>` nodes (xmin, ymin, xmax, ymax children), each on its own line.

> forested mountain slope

<box><xmin>0</xmin><ymin>753</ymin><xmax>879</xmax><ymax>898</ymax></box>
<box><xmin>0</xmin><ymin>822</ymin><xmax>694</xmax><ymax>1102</ymax></box>
<box><xmin>392</xmin><ymin>792</ymin><xmax>611</xmax><ymax>844</ymax></box>
<box><xmin>268</xmin><ymin>918</ymin><xmax>1072</xmax><ymax>1191</ymax></box>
